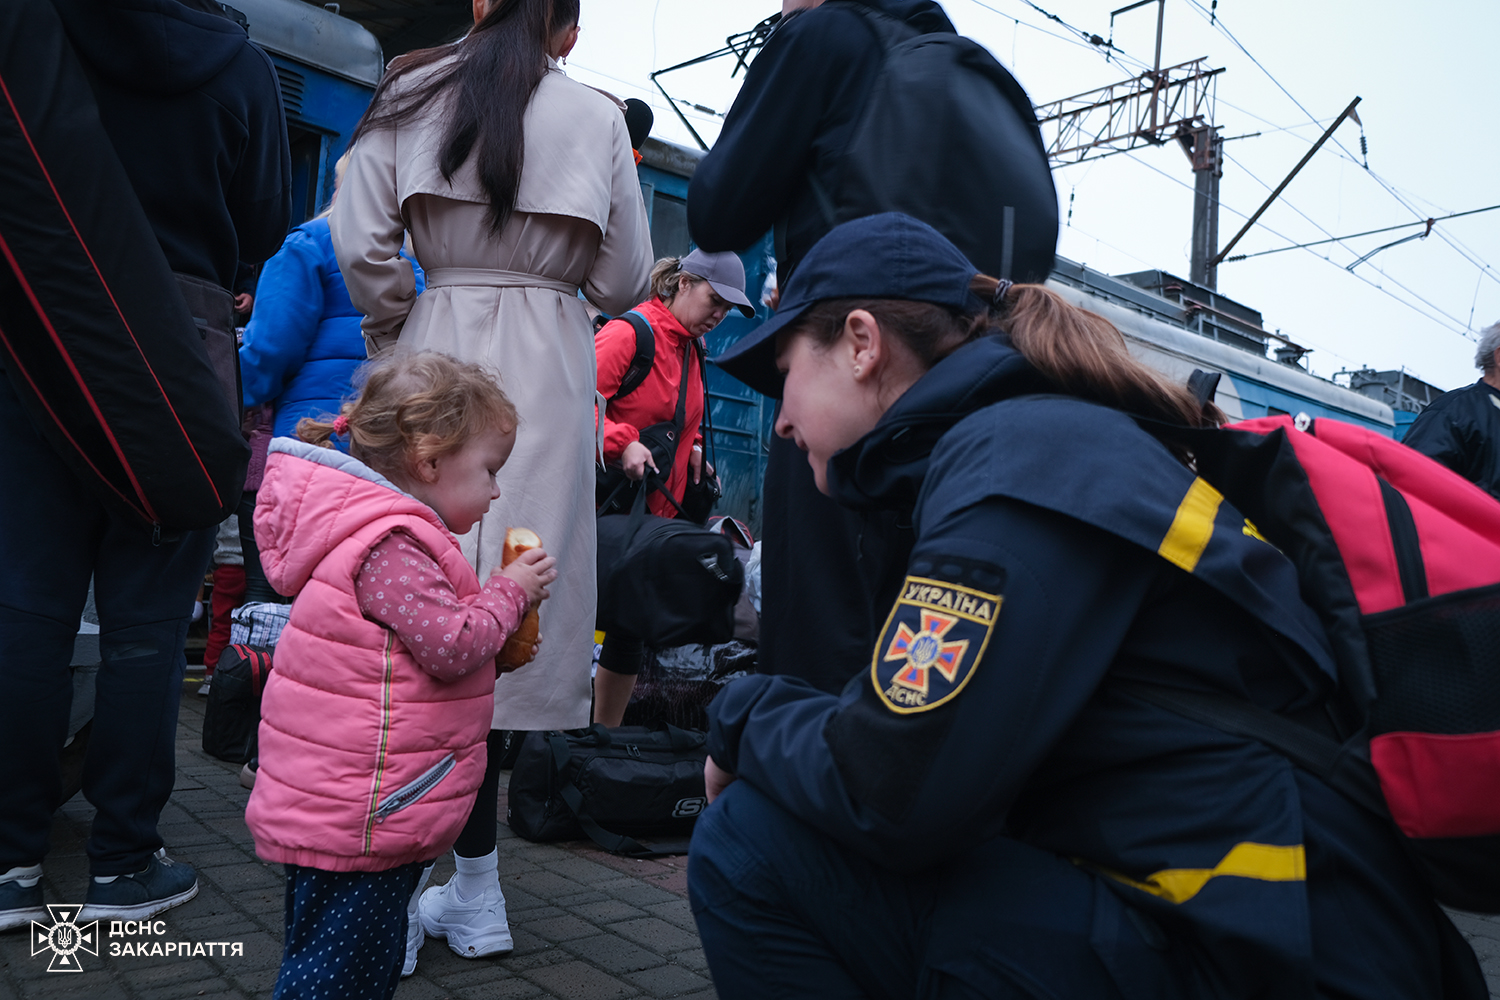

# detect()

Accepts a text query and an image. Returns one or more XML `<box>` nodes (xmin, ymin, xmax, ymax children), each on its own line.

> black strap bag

<box><xmin>506</xmin><ymin>723</ymin><xmax>709</xmax><ymax>856</ymax></box>
<box><xmin>596</xmin><ymin>481</ymin><xmax>744</xmax><ymax>648</ymax></box>
<box><xmin>201</xmin><ymin>644</ymin><xmax>273</xmax><ymax>764</ymax></box>
<box><xmin>0</xmin><ymin>0</ymin><xmax>250</xmax><ymax>532</ymax></box>
<box><xmin>678</xmin><ymin>342</ymin><xmax>721</xmax><ymax>525</ymax></box>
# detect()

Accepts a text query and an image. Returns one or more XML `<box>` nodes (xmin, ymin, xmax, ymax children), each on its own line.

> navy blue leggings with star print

<box><xmin>274</xmin><ymin>862</ymin><xmax>426</xmax><ymax>1000</ymax></box>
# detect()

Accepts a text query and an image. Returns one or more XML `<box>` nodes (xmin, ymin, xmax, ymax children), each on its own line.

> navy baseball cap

<box><xmin>713</xmin><ymin>213</ymin><xmax>983</xmax><ymax>398</ymax></box>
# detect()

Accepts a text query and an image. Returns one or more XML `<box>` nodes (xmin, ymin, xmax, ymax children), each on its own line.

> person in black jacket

<box><xmin>0</xmin><ymin>0</ymin><xmax>288</xmax><ymax>930</ymax></box>
<box><xmin>691</xmin><ymin>0</ymin><xmax>1058</xmax><ymax>694</ymax></box>
<box><xmin>1401</xmin><ymin>321</ymin><xmax>1500</xmax><ymax>498</ymax></box>
<box><xmin>690</xmin><ymin>212</ymin><xmax>1485</xmax><ymax>1000</ymax></box>
<box><xmin>50</xmin><ymin>0</ymin><xmax>291</xmax><ymax>291</ymax></box>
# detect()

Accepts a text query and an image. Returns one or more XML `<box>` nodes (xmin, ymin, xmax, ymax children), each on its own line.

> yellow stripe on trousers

<box><xmin>1102</xmin><ymin>842</ymin><xmax>1307</xmax><ymax>905</ymax></box>
<box><xmin>1158</xmin><ymin>477</ymin><xmax>1224</xmax><ymax>573</ymax></box>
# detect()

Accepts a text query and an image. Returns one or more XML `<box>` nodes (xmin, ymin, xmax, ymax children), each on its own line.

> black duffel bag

<box><xmin>597</xmin><ymin>482</ymin><xmax>744</xmax><ymax>647</ymax></box>
<box><xmin>506</xmin><ymin>723</ymin><xmax>709</xmax><ymax>856</ymax></box>
<box><xmin>202</xmin><ymin>644</ymin><xmax>273</xmax><ymax>764</ymax></box>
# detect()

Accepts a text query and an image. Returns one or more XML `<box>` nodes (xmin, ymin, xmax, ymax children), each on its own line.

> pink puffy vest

<box><xmin>245</xmin><ymin>440</ymin><xmax>496</xmax><ymax>871</ymax></box>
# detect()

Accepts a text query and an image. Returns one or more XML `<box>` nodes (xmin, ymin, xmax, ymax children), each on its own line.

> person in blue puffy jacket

<box><xmin>239</xmin><ymin>211</ymin><xmax>425</xmax><ymax>439</ymax></box>
<box><xmin>236</xmin><ymin>184</ymin><xmax>424</xmax><ymax>602</ymax></box>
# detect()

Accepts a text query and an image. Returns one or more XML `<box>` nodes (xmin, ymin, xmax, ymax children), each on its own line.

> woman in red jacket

<box><xmin>593</xmin><ymin>248</ymin><xmax>754</xmax><ymax>725</ymax></box>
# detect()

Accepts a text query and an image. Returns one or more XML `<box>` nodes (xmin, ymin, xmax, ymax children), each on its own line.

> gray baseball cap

<box><xmin>681</xmin><ymin>248</ymin><xmax>756</xmax><ymax>318</ymax></box>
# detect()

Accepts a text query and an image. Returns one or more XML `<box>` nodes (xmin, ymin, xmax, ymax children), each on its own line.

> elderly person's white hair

<box><xmin>1476</xmin><ymin>321</ymin><xmax>1500</xmax><ymax>371</ymax></box>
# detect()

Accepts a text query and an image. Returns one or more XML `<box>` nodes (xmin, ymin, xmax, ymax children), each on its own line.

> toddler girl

<box><xmin>245</xmin><ymin>351</ymin><xmax>556</xmax><ymax>1000</ymax></box>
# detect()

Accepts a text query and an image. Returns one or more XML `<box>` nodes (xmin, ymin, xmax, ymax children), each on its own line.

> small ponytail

<box><xmin>295</xmin><ymin>407</ymin><xmax>350</xmax><ymax>451</ymax></box>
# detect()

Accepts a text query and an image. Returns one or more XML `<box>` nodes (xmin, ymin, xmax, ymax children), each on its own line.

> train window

<box><xmin>650</xmin><ymin>192</ymin><xmax>691</xmax><ymax>260</ymax></box>
<box><xmin>286</xmin><ymin>127</ymin><xmax>325</xmax><ymax>227</ymax></box>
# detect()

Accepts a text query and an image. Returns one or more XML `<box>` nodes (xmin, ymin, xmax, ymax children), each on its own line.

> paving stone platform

<box><xmin>2</xmin><ymin>683</ymin><xmax>1497</xmax><ymax>999</ymax></box>
<box><xmin>0</xmin><ymin>687</ymin><xmax>711</xmax><ymax>1000</ymax></box>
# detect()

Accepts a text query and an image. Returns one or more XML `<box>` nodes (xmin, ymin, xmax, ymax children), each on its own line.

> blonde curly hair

<box><xmin>297</xmin><ymin>351</ymin><xmax>518</xmax><ymax>482</ymax></box>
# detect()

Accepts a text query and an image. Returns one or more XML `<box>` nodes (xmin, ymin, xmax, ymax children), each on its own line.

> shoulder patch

<box><xmin>871</xmin><ymin>576</ymin><xmax>1001</xmax><ymax>714</ymax></box>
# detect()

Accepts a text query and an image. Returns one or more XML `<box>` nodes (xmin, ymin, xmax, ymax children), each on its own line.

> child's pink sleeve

<box><xmin>356</xmin><ymin>531</ymin><xmax>530</xmax><ymax>681</ymax></box>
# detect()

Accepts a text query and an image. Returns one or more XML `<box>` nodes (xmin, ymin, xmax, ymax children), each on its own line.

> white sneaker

<box><xmin>418</xmin><ymin>879</ymin><xmax>513</xmax><ymax>958</ymax></box>
<box><xmin>401</xmin><ymin>897</ymin><xmax>425</xmax><ymax>976</ymax></box>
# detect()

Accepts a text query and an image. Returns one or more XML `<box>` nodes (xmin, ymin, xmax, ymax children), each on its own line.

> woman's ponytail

<box><xmin>972</xmin><ymin>275</ymin><xmax>1223</xmax><ymax>428</ymax></box>
<box><xmin>791</xmin><ymin>274</ymin><xmax>1223</xmax><ymax>429</ymax></box>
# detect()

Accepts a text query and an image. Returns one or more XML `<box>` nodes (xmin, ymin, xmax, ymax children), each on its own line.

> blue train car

<box><xmin>1048</xmin><ymin>261</ymin><xmax>1394</xmax><ymax>432</ymax></box>
<box><xmin>233</xmin><ymin>0</ymin><xmax>382</xmax><ymax>224</ymax></box>
<box><xmin>638</xmin><ymin>136</ymin><xmax>1393</xmax><ymax>534</ymax></box>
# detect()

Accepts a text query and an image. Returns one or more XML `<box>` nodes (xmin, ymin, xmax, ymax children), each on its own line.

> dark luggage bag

<box><xmin>506</xmin><ymin>723</ymin><xmax>709</xmax><ymax>856</ymax></box>
<box><xmin>201</xmin><ymin>644</ymin><xmax>272</xmax><ymax>764</ymax></box>
<box><xmin>597</xmin><ymin>485</ymin><xmax>744</xmax><ymax>648</ymax></box>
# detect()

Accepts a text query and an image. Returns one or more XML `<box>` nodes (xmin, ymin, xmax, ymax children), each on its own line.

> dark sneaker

<box><xmin>0</xmin><ymin>865</ymin><xmax>45</xmax><ymax>932</ymax></box>
<box><xmin>79</xmin><ymin>850</ymin><xmax>197</xmax><ymax>922</ymax></box>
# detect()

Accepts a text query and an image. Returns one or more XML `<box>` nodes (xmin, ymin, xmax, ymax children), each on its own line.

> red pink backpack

<box><xmin>1135</xmin><ymin>412</ymin><xmax>1500</xmax><ymax>913</ymax></box>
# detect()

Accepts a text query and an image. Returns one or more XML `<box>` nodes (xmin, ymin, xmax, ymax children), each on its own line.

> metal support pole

<box><xmin>1189</xmin><ymin>128</ymin><xmax>1222</xmax><ymax>288</ymax></box>
<box><xmin>1210</xmin><ymin>96</ymin><xmax>1361</xmax><ymax>266</ymax></box>
<box><xmin>1153</xmin><ymin>0</ymin><xmax>1165</xmax><ymax>77</ymax></box>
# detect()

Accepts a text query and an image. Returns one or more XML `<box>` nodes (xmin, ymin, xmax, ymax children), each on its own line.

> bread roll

<box><xmin>502</xmin><ymin>526</ymin><xmax>541</xmax><ymax>568</ymax></box>
<box><xmin>497</xmin><ymin>527</ymin><xmax>542</xmax><ymax>669</ymax></box>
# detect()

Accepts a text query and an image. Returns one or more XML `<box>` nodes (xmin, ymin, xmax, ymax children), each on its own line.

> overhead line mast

<box><xmin>1032</xmin><ymin>0</ymin><xmax>1228</xmax><ymax>288</ymax></box>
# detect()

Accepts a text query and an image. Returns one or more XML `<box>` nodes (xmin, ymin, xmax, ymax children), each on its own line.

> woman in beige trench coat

<box><xmin>330</xmin><ymin>0</ymin><xmax>651</xmax><ymax>971</ymax></box>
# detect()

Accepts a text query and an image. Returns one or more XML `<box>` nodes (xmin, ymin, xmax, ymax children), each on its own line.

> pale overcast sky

<box><xmin>564</xmin><ymin>0</ymin><xmax>1500</xmax><ymax>392</ymax></box>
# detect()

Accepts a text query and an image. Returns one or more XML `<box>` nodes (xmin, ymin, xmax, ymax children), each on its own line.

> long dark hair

<box><xmin>795</xmin><ymin>277</ymin><xmax>1223</xmax><ymax>428</ymax></box>
<box><xmin>351</xmin><ymin>0</ymin><xmax>581</xmax><ymax>234</ymax></box>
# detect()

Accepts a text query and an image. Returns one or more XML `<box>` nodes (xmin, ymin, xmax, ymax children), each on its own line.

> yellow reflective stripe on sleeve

<box><xmin>1158</xmin><ymin>477</ymin><xmax>1224</xmax><ymax>573</ymax></box>
<box><xmin>1101</xmin><ymin>842</ymin><xmax>1307</xmax><ymax>905</ymax></box>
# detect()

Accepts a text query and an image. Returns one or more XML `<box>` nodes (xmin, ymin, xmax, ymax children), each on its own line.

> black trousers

<box><xmin>0</xmin><ymin>376</ymin><xmax>214</xmax><ymax>874</ymax></box>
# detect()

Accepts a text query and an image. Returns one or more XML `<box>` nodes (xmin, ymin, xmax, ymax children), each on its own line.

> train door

<box><xmin>266</xmin><ymin>55</ymin><xmax>373</xmax><ymax>224</ymax></box>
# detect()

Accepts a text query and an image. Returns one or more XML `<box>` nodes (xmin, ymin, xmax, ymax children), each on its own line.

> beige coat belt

<box><xmin>422</xmin><ymin>267</ymin><xmax>578</xmax><ymax>296</ymax></box>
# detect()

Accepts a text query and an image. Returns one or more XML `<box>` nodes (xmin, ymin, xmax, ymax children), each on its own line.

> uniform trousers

<box><xmin>274</xmin><ymin>862</ymin><xmax>426</xmax><ymax>1000</ymax></box>
<box><xmin>0</xmin><ymin>375</ymin><xmax>214</xmax><ymax>875</ymax></box>
<box><xmin>688</xmin><ymin>781</ymin><xmax>1197</xmax><ymax>1000</ymax></box>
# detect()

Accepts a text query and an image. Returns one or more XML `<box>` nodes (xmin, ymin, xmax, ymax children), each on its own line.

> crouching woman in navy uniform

<box><xmin>691</xmin><ymin>213</ymin><xmax>1484</xmax><ymax>1000</ymax></box>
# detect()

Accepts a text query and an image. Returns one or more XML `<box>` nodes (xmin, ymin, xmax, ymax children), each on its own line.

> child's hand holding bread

<box><xmin>495</xmin><ymin>527</ymin><xmax>556</xmax><ymax>670</ymax></box>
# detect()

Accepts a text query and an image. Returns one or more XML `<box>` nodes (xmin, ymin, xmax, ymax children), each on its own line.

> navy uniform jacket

<box><xmin>690</xmin><ymin>0</ymin><xmax>1060</xmax><ymax>698</ymax></box>
<box><xmin>707</xmin><ymin>337</ymin><xmax>1471</xmax><ymax>999</ymax></box>
<box><xmin>1401</xmin><ymin>378</ymin><xmax>1500</xmax><ymax>498</ymax></box>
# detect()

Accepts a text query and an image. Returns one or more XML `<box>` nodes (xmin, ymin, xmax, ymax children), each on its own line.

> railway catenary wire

<box><xmin>1076</xmin><ymin>150</ymin><xmax>1477</xmax><ymax>352</ymax></box>
<box><xmin>1179</xmin><ymin>0</ymin><xmax>1500</xmax><ymax>290</ymax></box>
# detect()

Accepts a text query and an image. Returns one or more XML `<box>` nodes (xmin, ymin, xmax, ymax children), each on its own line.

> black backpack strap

<box><xmin>694</xmin><ymin>338</ymin><xmax>716</xmax><ymax>472</ymax></box>
<box><xmin>1112</xmin><ymin>678</ymin><xmax>1389</xmax><ymax>819</ymax></box>
<box><xmin>1376</xmin><ymin>477</ymin><xmax>1428</xmax><ymax>602</ymax></box>
<box><xmin>669</xmin><ymin>339</ymin><xmax>692</xmax><ymax>440</ymax></box>
<box><xmin>611</xmin><ymin>311</ymin><xmax>656</xmax><ymax>401</ymax></box>
<box><xmin>647</xmin><ymin>470</ymin><xmax>688</xmax><ymax>519</ymax></box>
